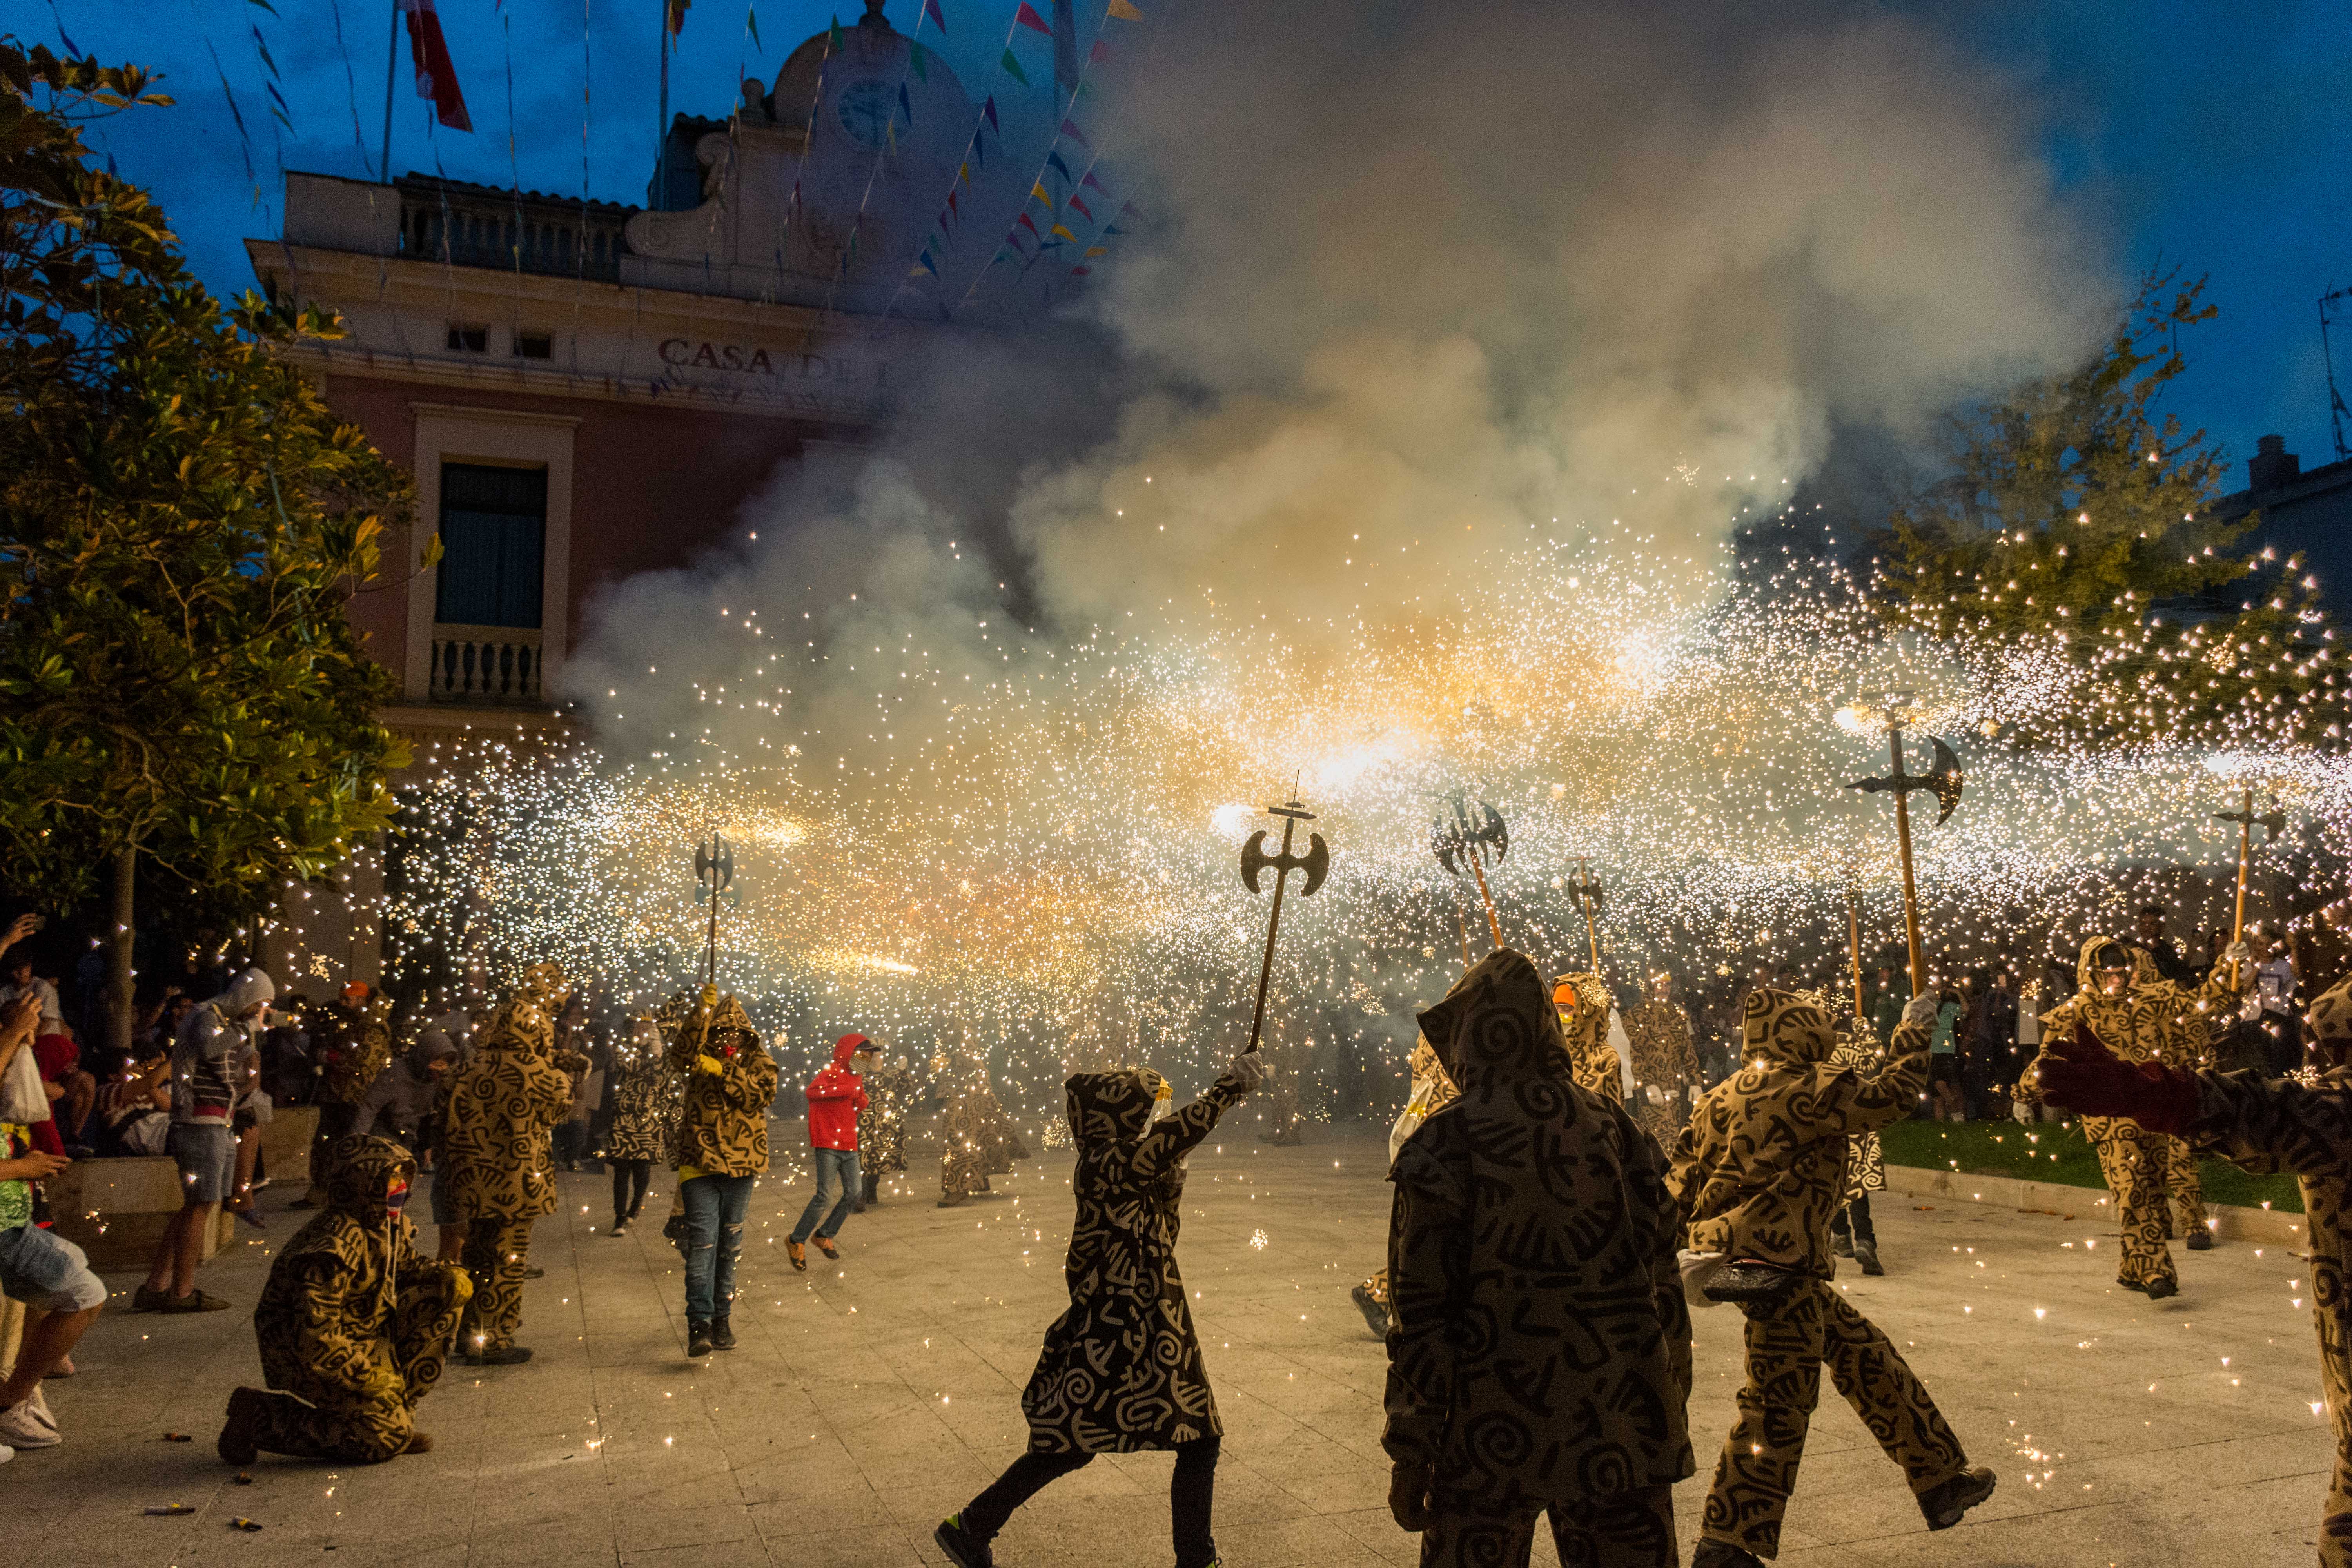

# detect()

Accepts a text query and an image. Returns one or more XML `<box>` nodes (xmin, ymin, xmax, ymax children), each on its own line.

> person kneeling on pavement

<box><xmin>219</xmin><ymin>1134</ymin><xmax>470</xmax><ymax>1466</ymax></box>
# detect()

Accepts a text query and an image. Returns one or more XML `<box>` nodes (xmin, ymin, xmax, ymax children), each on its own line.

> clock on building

<box><xmin>835</xmin><ymin>80</ymin><xmax>895</xmax><ymax>149</ymax></box>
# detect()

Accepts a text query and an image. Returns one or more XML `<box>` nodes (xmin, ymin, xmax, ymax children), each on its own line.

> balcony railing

<box><xmin>396</xmin><ymin>178</ymin><xmax>630</xmax><ymax>283</ymax></box>
<box><xmin>429</xmin><ymin>626</ymin><xmax>544</xmax><ymax>705</ymax></box>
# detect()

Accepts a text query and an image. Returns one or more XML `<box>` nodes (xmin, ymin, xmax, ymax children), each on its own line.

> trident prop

<box><xmin>1240</xmin><ymin>797</ymin><xmax>1331</xmax><ymax>1056</ymax></box>
<box><xmin>1432</xmin><ymin>797</ymin><xmax>1508</xmax><ymax>950</ymax></box>
<box><xmin>694</xmin><ymin>832</ymin><xmax>733</xmax><ymax>991</ymax></box>
<box><xmin>2214</xmin><ymin>790</ymin><xmax>2288</xmax><ymax>989</ymax></box>
<box><xmin>1571</xmin><ymin>856</ymin><xmax>1605</xmax><ymax>971</ymax></box>
<box><xmin>1842</xmin><ymin>700</ymin><xmax>1963</xmax><ymax>999</ymax></box>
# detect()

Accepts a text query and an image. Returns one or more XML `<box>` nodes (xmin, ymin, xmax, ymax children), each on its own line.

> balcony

<box><xmin>395</xmin><ymin>176</ymin><xmax>633</xmax><ymax>284</ymax></box>
<box><xmin>429</xmin><ymin>625</ymin><xmax>544</xmax><ymax>705</ymax></box>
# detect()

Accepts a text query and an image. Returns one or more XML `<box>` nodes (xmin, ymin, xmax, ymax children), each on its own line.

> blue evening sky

<box><xmin>32</xmin><ymin>0</ymin><xmax>2352</xmax><ymax>489</ymax></box>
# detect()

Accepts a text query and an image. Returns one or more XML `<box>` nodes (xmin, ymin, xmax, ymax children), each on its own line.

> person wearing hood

<box><xmin>935</xmin><ymin>1049</ymin><xmax>1265</xmax><ymax>1568</ymax></box>
<box><xmin>601</xmin><ymin>1012</ymin><xmax>679</xmax><ymax>1236</ymax></box>
<box><xmin>295</xmin><ymin>984</ymin><xmax>392</xmax><ymax>1209</ymax></box>
<box><xmin>1553</xmin><ymin>973</ymin><xmax>1627</xmax><ymax>1105</ymax></box>
<box><xmin>937</xmin><ymin>1045</ymin><xmax>998</xmax><ymax>1207</ymax></box>
<box><xmin>1352</xmin><ymin>1034</ymin><xmax>1457</xmax><ymax>1339</ymax></box>
<box><xmin>2020</xmin><ymin>934</ymin><xmax>2249</xmax><ymax>1299</ymax></box>
<box><xmin>1622</xmin><ymin>970</ymin><xmax>1703</xmax><ymax>1150</ymax></box>
<box><xmin>1379</xmin><ymin>951</ymin><xmax>1691</xmax><ymax>1568</ymax></box>
<box><xmin>667</xmin><ymin>991</ymin><xmax>779</xmax><ymax>1358</ymax></box>
<box><xmin>2035</xmin><ymin>974</ymin><xmax>2352</xmax><ymax>1565</ymax></box>
<box><xmin>1825</xmin><ymin>1011</ymin><xmax>1889</xmax><ymax>1277</ymax></box>
<box><xmin>786</xmin><ymin>1033</ymin><xmax>871</xmax><ymax>1270</ymax></box>
<box><xmin>352</xmin><ymin>1035</ymin><xmax>458</xmax><ymax>1151</ymax></box>
<box><xmin>1670</xmin><ymin>986</ymin><xmax>1994</xmax><ymax>1568</ymax></box>
<box><xmin>137</xmin><ymin>966</ymin><xmax>273</xmax><ymax>1314</ymax></box>
<box><xmin>217</xmin><ymin>1134</ymin><xmax>470</xmax><ymax>1465</ymax></box>
<box><xmin>859</xmin><ymin>1052</ymin><xmax>916</xmax><ymax>1207</ymax></box>
<box><xmin>438</xmin><ymin>973</ymin><xmax>573</xmax><ymax>1365</ymax></box>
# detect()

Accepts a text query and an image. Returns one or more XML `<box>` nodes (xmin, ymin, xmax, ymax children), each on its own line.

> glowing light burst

<box><xmin>386</xmin><ymin>541</ymin><xmax>2351</xmax><ymax>1092</ymax></box>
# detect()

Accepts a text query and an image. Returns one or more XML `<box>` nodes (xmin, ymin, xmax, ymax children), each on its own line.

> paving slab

<box><xmin>9</xmin><ymin>1125</ymin><xmax>2337</xmax><ymax>1566</ymax></box>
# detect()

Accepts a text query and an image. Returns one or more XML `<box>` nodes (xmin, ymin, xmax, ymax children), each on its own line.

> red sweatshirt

<box><xmin>805</xmin><ymin>1033</ymin><xmax>870</xmax><ymax>1151</ymax></box>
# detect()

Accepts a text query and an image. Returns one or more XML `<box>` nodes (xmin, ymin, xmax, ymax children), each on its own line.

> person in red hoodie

<box><xmin>785</xmin><ymin>1034</ymin><xmax>870</xmax><ymax>1270</ymax></box>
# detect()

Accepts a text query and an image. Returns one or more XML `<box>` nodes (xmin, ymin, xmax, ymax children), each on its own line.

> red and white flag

<box><xmin>398</xmin><ymin>0</ymin><xmax>472</xmax><ymax>133</ymax></box>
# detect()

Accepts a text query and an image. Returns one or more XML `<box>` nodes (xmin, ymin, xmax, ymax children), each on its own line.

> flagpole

<box><xmin>379</xmin><ymin>0</ymin><xmax>399</xmax><ymax>183</ymax></box>
<box><xmin>656</xmin><ymin>2</ymin><xmax>670</xmax><ymax>209</ymax></box>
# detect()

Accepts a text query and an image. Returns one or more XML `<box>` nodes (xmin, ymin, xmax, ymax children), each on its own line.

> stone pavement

<box><xmin>9</xmin><ymin>1123</ymin><xmax>2338</xmax><ymax>1567</ymax></box>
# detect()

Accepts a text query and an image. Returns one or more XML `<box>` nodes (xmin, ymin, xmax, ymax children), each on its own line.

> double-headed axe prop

<box><xmin>2214</xmin><ymin>790</ymin><xmax>2288</xmax><ymax>988</ymax></box>
<box><xmin>694</xmin><ymin>832</ymin><xmax>734</xmax><ymax>992</ymax></box>
<box><xmin>1432</xmin><ymin>797</ymin><xmax>1508</xmax><ymax>950</ymax></box>
<box><xmin>1240</xmin><ymin>798</ymin><xmax>1330</xmax><ymax>1056</ymax></box>
<box><xmin>1842</xmin><ymin>705</ymin><xmax>1963</xmax><ymax>998</ymax></box>
<box><xmin>1571</xmin><ymin>856</ymin><xmax>1605</xmax><ymax>971</ymax></box>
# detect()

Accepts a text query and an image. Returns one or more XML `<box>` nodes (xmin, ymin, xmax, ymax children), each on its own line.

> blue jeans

<box><xmin>788</xmin><ymin>1147</ymin><xmax>861</xmax><ymax>1243</ymax></box>
<box><xmin>680</xmin><ymin>1172</ymin><xmax>754</xmax><ymax>1322</ymax></box>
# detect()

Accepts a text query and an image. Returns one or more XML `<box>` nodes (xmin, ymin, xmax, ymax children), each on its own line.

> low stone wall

<box><xmin>1879</xmin><ymin>1160</ymin><xmax>2309</xmax><ymax>1248</ymax></box>
<box><xmin>47</xmin><ymin>1104</ymin><xmax>320</xmax><ymax>1272</ymax></box>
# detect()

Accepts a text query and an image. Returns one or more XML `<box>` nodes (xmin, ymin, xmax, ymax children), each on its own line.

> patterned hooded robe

<box><xmin>2026</xmin><ymin>936</ymin><xmax>2242</xmax><ymax>1278</ymax></box>
<box><xmin>1383</xmin><ymin>949</ymin><xmax>1693</xmax><ymax>1506</ymax></box>
<box><xmin>313</xmin><ymin>998</ymin><xmax>394</xmax><ymax>1107</ymax></box>
<box><xmin>603</xmin><ymin>1016</ymin><xmax>682</xmax><ymax>1163</ymax></box>
<box><xmin>862</xmin><ymin>1059</ymin><xmax>916</xmax><ymax>1177</ymax></box>
<box><xmin>1020</xmin><ymin>1062</ymin><xmax>1253</xmax><ymax>1453</ymax></box>
<box><xmin>437</xmin><ymin>990</ymin><xmax>573</xmax><ymax>1222</ymax></box>
<box><xmin>2172</xmin><ymin>975</ymin><xmax>2352</xmax><ymax>1560</ymax></box>
<box><xmin>1671</xmin><ymin>987</ymin><xmax>1929</xmax><ymax>1279</ymax></box>
<box><xmin>1829</xmin><ymin>1014</ymin><xmax>1887</xmax><ymax>1200</ymax></box>
<box><xmin>666</xmin><ymin>993</ymin><xmax>779</xmax><ymax>1178</ymax></box>
<box><xmin>1553</xmin><ymin>972</ymin><xmax>1624</xmax><ymax>1102</ymax></box>
<box><xmin>246</xmin><ymin>1135</ymin><xmax>471</xmax><ymax>1460</ymax></box>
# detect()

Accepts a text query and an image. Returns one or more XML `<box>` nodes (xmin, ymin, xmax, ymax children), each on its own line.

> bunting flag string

<box><xmin>322</xmin><ymin>0</ymin><xmax>374</xmax><ymax>168</ymax></box>
<box><xmin>819</xmin><ymin>0</ymin><xmax>945</xmax><ymax>311</ymax></box>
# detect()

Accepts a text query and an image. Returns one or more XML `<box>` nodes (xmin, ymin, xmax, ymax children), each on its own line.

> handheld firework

<box><xmin>1239</xmin><ymin>797</ymin><xmax>1331</xmax><ymax>1056</ymax></box>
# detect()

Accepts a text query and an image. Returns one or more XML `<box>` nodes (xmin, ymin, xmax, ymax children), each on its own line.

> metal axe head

<box><xmin>1430</xmin><ymin>797</ymin><xmax>1508</xmax><ymax>874</ymax></box>
<box><xmin>1925</xmin><ymin>735</ymin><xmax>1964</xmax><ymax>826</ymax></box>
<box><xmin>695</xmin><ymin>836</ymin><xmax>734</xmax><ymax>890</ymax></box>
<box><xmin>2259</xmin><ymin>809</ymin><xmax>2288</xmax><ymax>841</ymax></box>
<box><xmin>1240</xmin><ymin>828</ymin><xmax>1330</xmax><ymax>897</ymax></box>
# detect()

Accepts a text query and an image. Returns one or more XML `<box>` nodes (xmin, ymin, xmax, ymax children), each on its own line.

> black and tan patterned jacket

<box><xmin>1668</xmin><ymin>987</ymin><xmax>1929</xmax><ymax>1278</ymax></box>
<box><xmin>254</xmin><ymin>1136</ymin><xmax>470</xmax><ymax>1404</ymax></box>
<box><xmin>1385</xmin><ymin>949</ymin><xmax>1691</xmax><ymax>1504</ymax></box>
<box><xmin>666</xmin><ymin>993</ymin><xmax>778</xmax><ymax>1178</ymax></box>
<box><xmin>1553</xmin><ymin>971</ymin><xmax>1623</xmax><ymax>1101</ymax></box>
<box><xmin>2025</xmin><ymin>936</ymin><xmax>2245</xmax><ymax>1136</ymax></box>
<box><xmin>603</xmin><ymin>1017</ymin><xmax>682</xmax><ymax>1163</ymax></box>
<box><xmin>1022</xmin><ymin>1062</ymin><xmax>1251</xmax><ymax>1453</ymax></box>
<box><xmin>437</xmin><ymin>993</ymin><xmax>573</xmax><ymax>1221</ymax></box>
<box><xmin>313</xmin><ymin>1000</ymin><xmax>394</xmax><ymax>1107</ymax></box>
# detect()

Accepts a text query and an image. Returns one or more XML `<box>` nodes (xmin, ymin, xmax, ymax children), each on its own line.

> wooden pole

<box><xmin>1467</xmin><ymin>851</ymin><xmax>1504</xmax><ymax>951</ymax></box>
<box><xmin>1576</xmin><ymin>857</ymin><xmax>1601</xmax><ymax>970</ymax></box>
<box><xmin>1243</xmin><ymin>817</ymin><xmax>1298</xmax><ymax>1056</ymax></box>
<box><xmin>1846</xmin><ymin>886</ymin><xmax>1866</xmax><ymax>1020</ymax></box>
<box><xmin>1891</xmin><ymin>728</ymin><xmax>1926</xmax><ymax>998</ymax></box>
<box><xmin>2231</xmin><ymin>786</ymin><xmax>2253</xmax><ymax>989</ymax></box>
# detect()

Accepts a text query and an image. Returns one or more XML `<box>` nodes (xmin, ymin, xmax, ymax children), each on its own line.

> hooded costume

<box><xmin>2035</xmin><ymin>975</ymin><xmax>2352</xmax><ymax>1565</ymax></box>
<box><xmin>437</xmin><ymin>980</ymin><xmax>573</xmax><ymax>1357</ymax></box>
<box><xmin>350</xmin><ymin>1036</ymin><xmax>458</xmax><ymax>1148</ymax></box>
<box><xmin>937</xmin><ymin>1053</ymin><xmax>1260</xmax><ymax>1568</ymax></box>
<box><xmin>2028</xmin><ymin>935</ymin><xmax>2244</xmax><ymax>1293</ymax></box>
<box><xmin>221</xmin><ymin>1135</ymin><xmax>470</xmax><ymax>1463</ymax></box>
<box><xmin>298</xmin><ymin>993</ymin><xmax>393</xmax><ymax>1205</ymax></box>
<box><xmin>603</xmin><ymin>1016</ymin><xmax>683</xmax><ymax>1163</ymax></box>
<box><xmin>1622</xmin><ymin>984</ymin><xmax>1704</xmax><ymax>1149</ymax></box>
<box><xmin>1553</xmin><ymin>972</ymin><xmax>1625</xmax><ymax>1103</ymax></box>
<box><xmin>666</xmin><ymin>993</ymin><xmax>778</xmax><ymax>1178</ymax></box>
<box><xmin>938</xmin><ymin>1048</ymin><xmax>1004</xmax><ymax>1205</ymax></box>
<box><xmin>1382</xmin><ymin>950</ymin><xmax>1691</xmax><ymax>1568</ymax></box>
<box><xmin>1668</xmin><ymin>987</ymin><xmax>1984</xmax><ymax>1561</ymax></box>
<box><xmin>860</xmin><ymin>1056</ymin><xmax>915</xmax><ymax>1200</ymax></box>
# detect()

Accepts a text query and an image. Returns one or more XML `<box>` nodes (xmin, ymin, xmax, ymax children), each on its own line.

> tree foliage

<box><xmin>1871</xmin><ymin>273</ymin><xmax>2339</xmax><ymax>750</ymax></box>
<box><xmin>0</xmin><ymin>37</ymin><xmax>412</xmax><ymax>917</ymax></box>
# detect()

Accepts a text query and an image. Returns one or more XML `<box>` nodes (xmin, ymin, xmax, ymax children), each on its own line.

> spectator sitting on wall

<box><xmin>33</xmin><ymin>1026</ymin><xmax>94</xmax><ymax>1155</ymax></box>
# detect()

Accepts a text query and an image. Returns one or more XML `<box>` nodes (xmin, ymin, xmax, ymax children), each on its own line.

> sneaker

<box><xmin>609</xmin><ymin>1220</ymin><xmax>630</xmax><ymax>1237</ymax></box>
<box><xmin>811</xmin><ymin>1236</ymin><xmax>839</xmax><ymax>1260</ymax></box>
<box><xmin>23</xmin><ymin>1386</ymin><xmax>56</xmax><ymax>1432</ymax></box>
<box><xmin>131</xmin><ymin>1284</ymin><xmax>169</xmax><ymax>1312</ymax></box>
<box><xmin>2187</xmin><ymin>1230</ymin><xmax>2214</xmax><ymax>1251</ymax></box>
<box><xmin>934</xmin><ymin>1514</ymin><xmax>995</xmax><ymax>1568</ymax></box>
<box><xmin>1690</xmin><ymin>1540</ymin><xmax>1765</xmax><ymax>1568</ymax></box>
<box><xmin>710</xmin><ymin>1316</ymin><xmax>737</xmax><ymax>1351</ymax></box>
<box><xmin>686</xmin><ymin>1321</ymin><xmax>713</xmax><ymax>1358</ymax></box>
<box><xmin>2143</xmin><ymin>1277</ymin><xmax>2179</xmax><ymax>1301</ymax></box>
<box><xmin>466</xmin><ymin>1345</ymin><xmax>533</xmax><ymax>1366</ymax></box>
<box><xmin>0</xmin><ymin>1442</ymin><xmax>13</xmax><ymax>1466</ymax></box>
<box><xmin>1918</xmin><ymin>1464</ymin><xmax>1997</xmax><ymax>1529</ymax></box>
<box><xmin>1350</xmin><ymin>1284</ymin><xmax>1390</xmax><ymax>1339</ymax></box>
<box><xmin>160</xmin><ymin>1290</ymin><xmax>230</xmax><ymax>1313</ymax></box>
<box><xmin>218</xmin><ymin>1387</ymin><xmax>266</xmax><ymax>1466</ymax></box>
<box><xmin>0</xmin><ymin>1399</ymin><xmax>61</xmax><ymax>1448</ymax></box>
<box><xmin>1853</xmin><ymin>1240</ymin><xmax>1884</xmax><ymax>1277</ymax></box>
<box><xmin>1829</xmin><ymin>1231</ymin><xmax>1855</xmax><ymax>1258</ymax></box>
<box><xmin>786</xmin><ymin>1240</ymin><xmax>807</xmax><ymax>1272</ymax></box>
<box><xmin>522</xmin><ymin>1266</ymin><xmax>545</xmax><ymax>1279</ymax></box>
<box><xmin>937</xmin><ymin>1193</ymin><xmax>965</xmax><ymax>1209</ymax></box>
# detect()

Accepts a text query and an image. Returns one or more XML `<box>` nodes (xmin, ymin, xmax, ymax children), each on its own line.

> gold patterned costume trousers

<box><xmin>1422</xmin><ymin>1482</ymin><xmax>1675</xmax><ymax>1568</ymax></box>
<box><xmin>2165</xmin><ymin>1136</ymin><xmax>2207</xmax><ymax>1240</ymax></box>
<box><xmin>2086</xmin><ymin>1120</ymin><xmax>2178</xmax><ymax>1290</ymax></box>
<box><xmin>1702</xmin><ymin>1281</ymin><xmax>1965</xmax><ymax>1559</ymax></box>
<box><xmin>459</xmin><ymin>1216</ymin><xmax>535</xmax><ymax>1353</ymax></box>
<box><xmin>245</xmin><ymin>1269</ymin><xmax>469</xmax><ymax>1462</ymax></box>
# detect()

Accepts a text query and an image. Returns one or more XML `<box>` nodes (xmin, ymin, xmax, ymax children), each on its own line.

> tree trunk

<box><xmin>105</xmin><ymin>844</ymin><xmax>136</xmax><ymax>1056</ymax></box>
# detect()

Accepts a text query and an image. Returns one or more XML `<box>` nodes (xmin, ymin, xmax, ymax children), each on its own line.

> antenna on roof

<box><xmin>2321</xmin><ymin>285</ymin><xmax>2352</xmax><ymax>462</ymax></box>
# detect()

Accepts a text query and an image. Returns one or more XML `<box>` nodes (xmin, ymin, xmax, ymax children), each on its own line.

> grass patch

<box><xmin>1877</xmin><ymin>1117</ymin><xmax>2303</xmax><ymax>1215</ymax></box>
